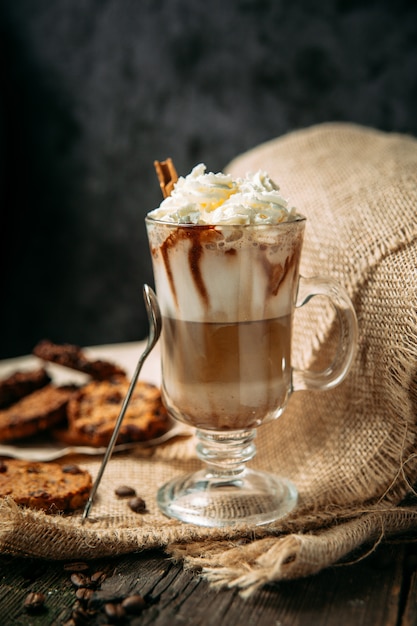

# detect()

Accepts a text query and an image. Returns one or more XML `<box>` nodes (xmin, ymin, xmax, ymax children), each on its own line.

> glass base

<box><xmin>157</xmin><ymin>468</ymin><xmax>298</xmax><ymax>527</ymax></box>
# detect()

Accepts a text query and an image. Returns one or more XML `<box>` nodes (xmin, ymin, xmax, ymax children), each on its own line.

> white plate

<box><xmin>0</xmin><ymin>341</ymin><xmax>192</xmax><ymax>461</ymax></box>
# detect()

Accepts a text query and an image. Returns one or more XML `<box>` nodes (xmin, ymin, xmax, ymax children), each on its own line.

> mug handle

<box><xmin>292</xmin><ymin>276</ymin><xmax>358</xmax><ymax>391</ymax></box>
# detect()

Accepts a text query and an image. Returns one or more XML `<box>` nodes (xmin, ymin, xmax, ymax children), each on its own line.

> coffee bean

<box><xmin>128</xmin><ymin>496</ymin><xmax>147</xmax><ymax>513</ymax></box>
<box><xmin>0</xmin><ymin>460</ymin><xmax>7</xmax><ymax>473</ymax></box>
<box><xmin>70</xmin><ymin>572</ymin><xmax>92</xmax><ymax>589</ymax></box>
<box><xmin>64</xmin><ymin>561</ymin><xmax>89</xmax><ymax>572</ymax></box>
<box><xmin>75</xmin><ymin>587</ymin><xmax>94</xmax><ymax>603</ymax></box>
<box><xmin>121</xmin><ymin>593</ymin><xmax>147</xmax><ymax>614</ymax></box>
<box><xmin>115</xmin><ymin>485</ymin><xmax>136</xmax><ymax>498</ymax></box>
<box><xmin>104</xmin><ymin>602</ymin><xmax>126</xmax><ymax>621</ymax></box>
<box><xmin>23</xmin><ymin>591</ymin><xmax>46</xmax><ymax>612</ymax></box>
<box><xmin>90</xmin><ymin>570</ymin><xmax>107</xmax><ymax>585</ymax></box>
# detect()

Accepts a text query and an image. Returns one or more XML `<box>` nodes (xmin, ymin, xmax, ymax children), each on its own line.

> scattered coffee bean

<box><xmin>104</xmin><ymin>601</ymin><xmax>126</xmax><ymax>621</ymax></box>
<box><xmin>128</xmin><ymin>496</ymin><xmax>147</xmax><ymax>513</ymax></box>
<box><xmin>115</xmin><ymin>485</ymin><xmax>136</xmax><ymax>498</ymax></box>
<box><xmin>70</xmin><ymin>572</ymin><xmax>92</xmax><ymax>589</ymax></box>
<box><xmin>75</xmin><ymin>587</ymin><xmax>94</xmax><ymax>603</ymax></box>
<box><xmin>23</xmin><ymin>591</ymin><xmax>46</xmax><ymax>612</ymax></box>
<box><xmin>64</xmin><ymin>561</ymin><xmax>89</xmax><ymax>572</ymax></box>
<box><xmin>90</xmin><ymin>570</ymin><xmax>107</xmax><ymax>585</ymax></box>
<box><xmin>0</xmin><ymin>460</ymin><xmax>7</xmax><ymax>473</ymax></box>
<box><xmin>121</xmin><ymin>593</ymin><xmax>147</xmax><ymax>614</ymax></box>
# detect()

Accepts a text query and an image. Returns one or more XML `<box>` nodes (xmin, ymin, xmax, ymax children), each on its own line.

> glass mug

<box><xmin>145</xmin><ymin>216</ymin><xmax>358</xmax><ymax>527</ymax></box>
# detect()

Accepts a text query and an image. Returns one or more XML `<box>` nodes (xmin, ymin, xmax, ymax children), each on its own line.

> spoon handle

<box><xmin>82</xmin><ymin>348</ymin><xmax>150</xmax><ymax>520</ymax></box>
<box><xmin>82</xmin><ymin>285</ymin><xmax>161</xmax><ymax>521</ymax></box>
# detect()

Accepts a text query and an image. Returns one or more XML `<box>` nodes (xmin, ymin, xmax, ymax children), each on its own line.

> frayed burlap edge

<box><xmin>0</xmin><ymin>495</ymin><xmax>257</xmax><ymax>560</ymax></box>
<box><xmin>3</xmin><ymin>492</ymin><xmax>417</xmax><ymax>601</ymax></box>
<box><xmin>169</xmin><ymin>505</ymin><xmax>417</xmax><ymax>598</ymax></box>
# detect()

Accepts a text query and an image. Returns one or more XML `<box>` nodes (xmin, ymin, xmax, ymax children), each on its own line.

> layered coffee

<box><xmin>146</xmin><ymin>164</ymin><xmax>305</xmax><ymax>431</ymax></box>
<box><xmin>146</xmin><ymin>163</ymin><xmax>357</xmax><ymax>527</ymax></box>
<box><xmin>161</xmin><ymin>315</ymin><xmax>292</xmax><ymax>430</ymax></box>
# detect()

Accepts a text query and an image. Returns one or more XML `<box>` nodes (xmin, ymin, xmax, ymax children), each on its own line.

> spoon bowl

<box><xmin>144</xmin><ymin>284</ymin><xmax>162</xmax><ymax>352</ymax></box>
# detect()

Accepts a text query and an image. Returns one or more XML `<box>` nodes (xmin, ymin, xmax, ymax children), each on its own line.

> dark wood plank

<box><xmin>398</xmin><ymin>543</ymin><xmax>417</xmax><ymax>626</ymax></box>
<box><xmin>130</xmin><ymin>544</ymin><xmax>404</xmax><ymax>626</ymax></box>
<box><xmin>0</xmin><ymin>555</ymin><xmax>76</xmax><ymax>624</ymax></box>
<box><xmin>0</xmin><ymin>543</ymin><xmax>407</xmax><ymax>625</ymax></box>
<box><xmin>272</xmin><ymin>544</ymin><xmax>404</xmax><ymax>626</ymax></box>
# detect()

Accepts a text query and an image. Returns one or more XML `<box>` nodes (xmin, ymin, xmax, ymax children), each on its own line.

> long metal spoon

<box><xmin>82</xmin><ymin>284</ymin><xmax>162</xmax><ymax>521</ymax></box>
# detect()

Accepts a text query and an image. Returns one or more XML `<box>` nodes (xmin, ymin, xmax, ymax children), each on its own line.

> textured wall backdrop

<box><xmin>1</xmin><ymin>0</ymin><xmax>416</xmax><ymax>357</ymax></box>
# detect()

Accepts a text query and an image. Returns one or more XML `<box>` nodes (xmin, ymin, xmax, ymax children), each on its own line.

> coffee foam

<box><xmin>147</xmin><ymin>220</ymin><xmax>305</xmax><ymax>323</ymax></box>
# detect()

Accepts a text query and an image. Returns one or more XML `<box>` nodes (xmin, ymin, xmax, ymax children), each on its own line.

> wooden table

<box><xmin>1</xmin><ymin>344</ymin><xmax>416</xmax><ymax>624</ymax></box>
<box><xmin>0</xmin><ymin>539</ymin><xmax>416</xmax><ymax>625</ymax></box>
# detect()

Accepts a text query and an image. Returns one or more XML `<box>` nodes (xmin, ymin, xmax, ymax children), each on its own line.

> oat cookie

<box><xmin>0</xmin><ymin>385</ymin><xmax>76</xmax><ymax>442</ymax></box>
<box><xmin>0</xmin><ymin>458</ymin><xmax>92</xmax><ymax>512</ymax></box>
<box><xmin>33</xmin><ymin>339</ymin><xmax>126</xmax><ymax>380</ymax></box>
<box><xmin>61</xmin><ymin>379</ymin><xmax>170</xmax><ymax>447</ymax></box>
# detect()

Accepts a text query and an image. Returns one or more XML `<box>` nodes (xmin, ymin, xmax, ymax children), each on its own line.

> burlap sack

<box><xmin>1</xmin><ymin>122</ymin><xmax>417</xmax><ymax>596</ymax></box>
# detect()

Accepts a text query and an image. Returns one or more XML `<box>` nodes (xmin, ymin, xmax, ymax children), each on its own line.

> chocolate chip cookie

<box><xmin>60</xmin><ymin>379</ymin><xmax>170</xmax><ymax>447</ymax></box>
<box><xmin>0</xmin><ymin>458</ymin><xmax>92</xmax><ymax>512</ymax></box>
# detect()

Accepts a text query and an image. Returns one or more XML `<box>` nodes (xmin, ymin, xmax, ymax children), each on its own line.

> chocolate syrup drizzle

<box><xmin>261</xmin><ymin>241</ymin><xmax>302</xmax><ymax>301</ymax></box>
<box><xmin>153</xmin><ymin>222</ymin><xmax>304</xmax><ymax>311</ymax></box>
<box><xmin>158</xmin><ymin>225</ymin><xmax>221</xmax><ymax>308</ymax></box>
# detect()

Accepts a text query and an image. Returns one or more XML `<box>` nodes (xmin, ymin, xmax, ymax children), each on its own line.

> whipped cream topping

<box><xmin>148</xmin><ymin>163</ymin><xmax>299</xmax><ymax>225</ymax></box>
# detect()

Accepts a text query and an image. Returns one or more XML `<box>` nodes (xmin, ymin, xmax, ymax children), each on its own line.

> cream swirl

<box><xmin>148</xmin><ymin>163</ymin><xmax>299</xmax><ymax>224</ymax></box>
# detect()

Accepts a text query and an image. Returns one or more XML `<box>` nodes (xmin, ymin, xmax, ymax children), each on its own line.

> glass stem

<box><xmin>196</xmin><ymin>429</ymin><xmax>257</xmax><ymax>478</ymax></box>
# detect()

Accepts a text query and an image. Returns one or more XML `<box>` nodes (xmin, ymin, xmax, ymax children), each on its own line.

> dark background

<box><xmin>1</xmin><ymin>0</ymin><xmax>416</xmax><ymax>358</ymax></box>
